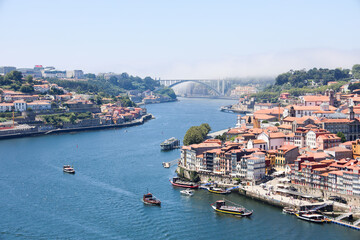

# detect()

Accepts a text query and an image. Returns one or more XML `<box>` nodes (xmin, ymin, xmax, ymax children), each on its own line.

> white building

<box><xmin>246</xmin><ymin>152</ymin><xmax>266</xmax><ymax>181</ymax></box>
<box><xmin>13</xmin><ymin>100</ymin><xmax>27</xmax><ymax>112</ymax></box>
<box><xmin>27</xmin><ymin>101</ymin><xmax>51</xmax><ymax>111</ymax></box>
<box><xmin>66</xmin><ymin>70</ymin><xmax>84</xmax><ymax>79</ymax></box>
<box><xmin>0</xmin><ymin>103</ymin><xmax>13</xmax><ymax>112</ymax></box>
<box><xmin>305</xmin><ymin>130</ymin><xmax>318</xmax><ymax>149</ymax></box>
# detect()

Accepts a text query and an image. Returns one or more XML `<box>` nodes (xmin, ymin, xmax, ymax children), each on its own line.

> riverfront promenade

<box><xmin>0</xmin><ymin>114</ymin><xmax>153</xmax><ymax>140</ymax></box>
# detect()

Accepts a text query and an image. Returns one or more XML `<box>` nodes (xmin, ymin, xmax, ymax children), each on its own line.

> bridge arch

<box><xmin>168</xmin><ymin>80</ymin><xmax>221</xmax><ymax>96</ymax></box>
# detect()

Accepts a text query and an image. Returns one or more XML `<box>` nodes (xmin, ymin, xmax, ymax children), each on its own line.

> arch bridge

<box><xmin>159</xmin><ymin>79</ymin><xmax>226</xmax><ymax>96</ymax></box>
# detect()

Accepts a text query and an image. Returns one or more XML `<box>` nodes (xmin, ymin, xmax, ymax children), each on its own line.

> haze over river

<box><xmin>0</xmin><ymin>98</ymin><xmax>358</xmax><ymax>239</ymax></box>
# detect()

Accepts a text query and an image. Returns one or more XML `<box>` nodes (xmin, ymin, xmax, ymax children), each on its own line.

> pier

<box><xmin>162</xmin><ymin>159</ymin><xmax>179</xmax><ymax>168</ymax></box>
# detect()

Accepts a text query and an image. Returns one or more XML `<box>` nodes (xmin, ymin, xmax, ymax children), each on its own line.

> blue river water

<box><xmin>0</xmin><ymin>97</ymin><xmax>359</xmax><ymax>239</ymax></box>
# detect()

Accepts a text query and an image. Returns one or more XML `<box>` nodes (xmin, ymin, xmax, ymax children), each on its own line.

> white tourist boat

<box><xmin>295</xmin><ymin>213</ymin><xmax>330</xmax><ymax>223</ymax></box>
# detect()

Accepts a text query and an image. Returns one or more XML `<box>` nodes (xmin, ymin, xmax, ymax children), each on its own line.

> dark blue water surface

<box><xmin>0</xmin><ymin>98</ymin><xmax>359</xmax><ymax>239</ymax></box>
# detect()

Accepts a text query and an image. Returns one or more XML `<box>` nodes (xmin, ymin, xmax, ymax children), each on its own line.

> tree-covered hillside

<box><xmin>48</xmin><ymin>73</ymin><xmax>161</xmax><ymax>96</ymax></box>
<box><xmin>251</xmin><ymin>65</ymin><xmax>358</xmax><ymax>103</ymax></box>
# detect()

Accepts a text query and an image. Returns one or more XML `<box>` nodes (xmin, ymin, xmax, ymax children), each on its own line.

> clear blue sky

<box><xmin>0</xmin><ymin>0</ymin><xmax>359</xmax><ymax>79</ymax></box>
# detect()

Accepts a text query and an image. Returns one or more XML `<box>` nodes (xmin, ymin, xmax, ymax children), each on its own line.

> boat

<box><xmin>180</xmin><ymin>189</ymin><xmax>194</xmax><ymax>196</ymax></box>
<box><xmin>170</xmin><ymin>177</ymin><xmax>199</xmax><ymax>189</ymax></box>
<box><xmin>63</xmin><ymin>165</ymin><xmax>75</xmax><ymax>174</ymax></box>
<box><xmin>160</xmin><ymin>137</ymin><xmax>180</xmax><ymax>151</ymax></box>
<box><xmin>295</xmin><ymin>213</ymin><xmax>330</xmax><ymax>223</ymax></box>
<box><xmin>211</xmin><ymin>200</ymin><xmax>253</xmax><ymax>216</ymax></box>
<box><xmin>282</xmin><ymin>207</ymin><xmax>297</xmax><ymax>215</ymax></box>
<box><xmin>207</xmin><ymin>186</ymin><xmax>231</xmax><ymax>194</ymax></box>
<box><xmin>142</xmin><ymin>193</ymin><xmax>161</xmax><ymax>206</ymax></box>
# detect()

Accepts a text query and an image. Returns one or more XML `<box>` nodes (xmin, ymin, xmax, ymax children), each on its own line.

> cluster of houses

<box><xmin>179</xmin><ymin>85</ymin><xmax>360</xmax><ymax>196</ymax></box>
<box><xmin>127</xmin><ymin>89</ymin><xmax>174</xmax><ymax>104</ymax></box>
<box><xmin>0</xmin><ymin>80</ymin><xmax>69</xmax><ymax>113</ymax></box>
<box><xmin>0</xmin><ymin>65</ymin><xmax>84</xmax><ymax>79</ymax></box>
<box><xmin>99</xmin><ymin>104</ymin><xmax>145</xmax><ymax>124</ymax></box>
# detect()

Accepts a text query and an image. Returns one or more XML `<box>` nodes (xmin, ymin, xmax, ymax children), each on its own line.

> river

<box><xmin>0</xmin><ymin>97</ymin><xmax>358</xmax><ymax>239</ymax></box>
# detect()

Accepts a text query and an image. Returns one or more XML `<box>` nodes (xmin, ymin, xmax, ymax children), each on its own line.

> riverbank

<box><xmin>0</xmin><ymin>114</ymin><xmax>153</xmax><ymax>140</ymax></box>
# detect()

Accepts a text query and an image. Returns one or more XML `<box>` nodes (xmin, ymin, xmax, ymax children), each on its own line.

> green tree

<box><xmin>20</xmin><ymin>85</ymin><xmax>34</xmax><ymax>93</ymax></box>
<box><xmin>353</xmin><ymin>64</ymin><xmax>360</xmax><ymax>79</ymax></box>
<box><xmin>26</xmin><ymin>75</ymin><xmax>33</xmax><ymax>83</ymax></box>
<box><xmin>183</xmin><ymin>127</ymin><xmax>204</xmax><ymax>146</ymax></box>
<box><xmin>84</xmin><ymin>73</ymin><xmax>96</xmax><ymax>79</ymax></box>
<box><xmin>215</xmin><ymin>132</ymin><xmax>226</xmax><ymax>142</ymax></box>
<box><xmin>6</xmin><ymin>71</ymin><xmax>23</xmax><ymax>81</ymax></box>
<box><xmin>337</xmin><ymin>132</ymin><xmax>346</xmax><ymax>143</ymax></box>
<box><xmin>183</xmin><ymin>123</ymin><xmax>211</xmax><ymax>146</ymax></box>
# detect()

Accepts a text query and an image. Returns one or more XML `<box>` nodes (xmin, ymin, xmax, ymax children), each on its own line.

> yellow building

<box><xmin>275</xmin><ymin>145</ymin><xmax>299</xmax><ymax>171</ymax></box>
<box><xmin>352</xmin><ymin>139</ymin><xmax>360</xmax><ymax>158</ymax></box>
<box><xmin>266</xmin><ymin>150</ymin><xmax>277</xmax><ymax>170</ymax></box>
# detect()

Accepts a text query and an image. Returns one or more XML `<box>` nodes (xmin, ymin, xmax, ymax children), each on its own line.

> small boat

<box><xmin>211</xmin><ymin>200</ymin><xmax>253</xmax><ymax>216</ymax></box>
<box><xmin>170</xmin><ymin>177</ymin><xmax>199</xmax><ymax>189</ymax></box>
<box><xmin>142</xmin><ymin>193</ymin><xmax>161</xmax><ymax>206</ymax></box>
<box><xmin>295</xmin><ymin>213</ymin><xmax>330</xmax><ymax>223</ymax></box>
<box><xmin>282</xmin><ymin>207</ymin><xmax>297</xmax><ymax>215</ymax></box>
<box><xmin>180</xmin><ymin>189</ymin><xmax>194</xmax><ymax>196</ymax></box>
<box><xmin>207</xmin><ymin>187</ymin><xmax>231</xmax><ymax>194</ymax></box>
<box><xmin>63</xmin><ymin>165</ymin><xmax>75</xmax><ymax>174</ymax></box>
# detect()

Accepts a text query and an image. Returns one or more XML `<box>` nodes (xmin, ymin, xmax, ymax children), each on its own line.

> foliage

<box><xmin>40</xmin><ymin>112</ymin><xmax>93</xmax><ymax>128</ymax></box>
<box><xmin>189</xmin><ymin>171</ymin><xmax>200</xmax><ymax>182</ymax></box>
<box><xmin>275</xmin><ymin>123</ymin><xmax>280</xmax><ymax>127</ymax></box>
<box><xmin>20</xmin><ymin>85</ymin><xmax>34</xmax><ymax>93</ymax></box>
<box><xmin>0</xmin><ymin>71</ymin><xmax>36</xmax><ymax>93</ymax></box>
<box><xmin>251</xmin><ymin>66</ymin><xmax>357</xmax><ymax>103</ymax></box>
<box><xmin>348</xmin><ymin>82</ymin><xmax>360</xmax><ymax>92</ymax></box>
<box><xmin>336</xmin><ymin>132</ymin><xmax>346</xmax><ymax>143</ymax></box>
<box><xmin>178</xmin><ymin>167</ymin><xmax>185</xmax><ymax>178</ymax></box>
<box><xmin>26</xmin><ymin>75</ymin><xmax>33</xmax><ymax>83</ymax></box>
<box><xmin>84</xmin><ymin>73</ymin><xmax>96</xmax><ymax>79</ymax></box>
<box><xmin>262</xmin><ymin>120</ymin><xmax>269</xmax><ymax>123</ymax></box>
<box><xmin>49</xmin><ymin>87</ymin><xmax>64</xmax><ymax>95</ymax></box>
<box><xmin>352</xmin><ymin>64</ymin><xmax>360</xmax><ymax>79</ymax></box>
<box><xmin>48</xmin><ymin>73</ymin><xmax>160</xmax><ymax>96</ymax></box>
<box><xmin>183</xmin><ymin>123</ymin><xmax>211</xmax><ymax>146</ymax></box>
<box><xmin>155</xmin><ymin>87</ymin><xmax>177</xmax><ymax>100</ymax></box>
<box><xmin>0</xmin><ymin>112</ymin><xmax>15</xmax><ymax>118</ymax></box>
<box><xmin>215</xmin><ymin>132</ymin><xmax>226</xmax><ymax>142</ymax></box>
<box><xmin>118</xmin><ymin>95</ymin><xmax>136</xmax><ymax>107</ymax></box>
<box><xmin>5</xmin><ymin>70</ymin><xmax>23</xmax><ymax>82</ymax></box>
<box><xmin>275</xmin><ymin>68</ymin><xmax>350</xmax><ymax>87</ymax></box>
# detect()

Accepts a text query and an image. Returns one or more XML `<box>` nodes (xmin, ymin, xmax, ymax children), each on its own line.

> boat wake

<box><xmin>77</xmin><ymin>174</ymin><xmax>135</xmax><ymax>197</ymax></box>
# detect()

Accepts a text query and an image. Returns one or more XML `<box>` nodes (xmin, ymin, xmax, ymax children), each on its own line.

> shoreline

<box><xmin>0</xmin><ymin>114</ymin><xmax>153</xmax><ymax>140</ymax></box>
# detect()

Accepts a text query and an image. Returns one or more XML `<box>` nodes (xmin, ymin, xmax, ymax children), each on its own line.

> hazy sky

<box><xmin>0</xmin><ymin>0</ymin><xmax>359</xmax><ymax>79</ymax></box>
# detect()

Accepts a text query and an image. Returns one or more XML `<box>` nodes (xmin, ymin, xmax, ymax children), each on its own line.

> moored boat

<box><xmin>207</xmin><ymin>187</ymin><xmax>231</xmax><ymax>194</ymax></box>
<box><xmin>282</xmin><ymin>207</ymin><xmax>297</xmax><ymax>215</ymax></box>
<box><xmin>211</xmin><ymin>200</ymin><xmax>253</xmax><ymax>216</ymax></box>
<box><xmin>295</xmin><ymin>213</ymin><xmax>330</xmax><ymax>223</ymax></box>
<box><xmin>142</xmin><ymin>193</ymin><xmax>161</xmax><ymax>206</ymax></box>
<box><xmin>180</xmin><ymin>189</ymin><xmax>194</xmax><ymax>196</ymax></box>
<box><xmin>170</xmin><ymin>177</ymin><xmax>198</xmax><ymax>189</ymax></box>
<box><xmin>160</xmin><ymin>137</ymin><xmax>180</xmax><ymax>151</ymax></box>
<box><xmin>63</xmin><ymin>165</ymin><xmax>75</xmax><ymax>174</ymax></box>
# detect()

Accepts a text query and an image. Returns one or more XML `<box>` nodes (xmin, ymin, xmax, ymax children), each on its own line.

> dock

<box><xmin>162</xmin><ymin>159</ymin><xmax>179</xmax><ymax>168</ymax></box>
<box><xmin>329</xmin><ymin>218</ymin><xmax>360</xmax><ymax>231</ymax></box>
